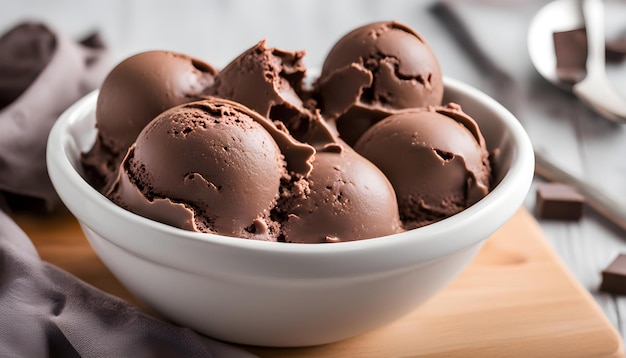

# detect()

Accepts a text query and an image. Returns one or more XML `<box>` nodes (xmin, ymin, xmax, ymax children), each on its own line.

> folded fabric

<box><xmin>0</xmin><ymin>22</ymin><xmax>110</xmax><ymax>210</ymax></box>
<box><xmin>0</xmin><ymin>210</ymin><xmax>255</xmax><ymax>357</ymax></box>
<box><xmin>0</xmin><ymin>22</ymin><xmax>255</xmax><ymax>357</ymax></box>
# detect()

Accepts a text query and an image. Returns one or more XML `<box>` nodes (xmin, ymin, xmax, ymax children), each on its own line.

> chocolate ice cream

<box><xmin>82</xmin><ymin>20</ymin><xmax>493</xmax><ymax>243</ymax></box>
<box><xmin>354</xmin><ymin>104</ymin><xmax>491</xmax><ymax>229</ymax></box>
<box><xmin>315</xmin><ymin>21</ymin><xmax>444</xmax><ymax>145</ymax></box>
<box><xmin>82</xmin><ymin>50</ymin><xmax>217</xmax><ymax>191</ymax></box>
<box><xmin>106</xmin><ymin>96</ymin><xmax>401</xmax><ymax>242</ymax></box>
<box><xmin>204</xmin><ymin>40</ymin><xmax>336</xmax><ymax>148</ymax></box>
<box><xmin>276</xmin><ymin>143</ymin><xmax>402</xmax><ymax>243</ymax></box>
<box><xmin>107</xmin><ymin>97</ymin><xmax>314</xmax><ymax>240</ymax></box>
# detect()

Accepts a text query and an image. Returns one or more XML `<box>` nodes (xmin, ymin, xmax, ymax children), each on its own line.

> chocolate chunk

<box><xmin>553</xmin><ymin>28</ymin><xmax>626</xmax><ymax>83</ymax></box>
<box><xmin>535</xmin><ymin>182</ymin><xmax>584</xmax><ymax>220</ymax></box>
<box><xmin>553</xmin><ymin>28</ymin><xmax>587</xmax><ymax>83</ymax></box>
<box><xmin>600</xmin><ymin>254</ymin><xmax>626</xmax><ymax>295</ymax></box>
<box><xmin>606</xmin><ymin>34</ymin><xmax>626</xmax><ymax>62</ymax></box>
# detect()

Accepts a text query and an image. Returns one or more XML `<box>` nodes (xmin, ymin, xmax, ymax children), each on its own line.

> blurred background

<box><xmin>2</xmin><ymin>0</ymin><xmax>493</xmax><ymax>80</ymax></box>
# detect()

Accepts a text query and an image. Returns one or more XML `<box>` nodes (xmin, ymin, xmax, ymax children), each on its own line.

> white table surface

<box><xmin>4</xmin><ymin>0</ymin><xmax>626</xmax><ymax>346</ymax></box>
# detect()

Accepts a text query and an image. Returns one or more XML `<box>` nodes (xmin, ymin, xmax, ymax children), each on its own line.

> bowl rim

<box><xmin>47</xmin><ymin>76</ymin><xmax>535</xmax><ymax>257</ymax></box>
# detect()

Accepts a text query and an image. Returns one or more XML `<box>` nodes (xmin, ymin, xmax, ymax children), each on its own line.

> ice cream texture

<box><xmin>107</xmin><ymin>98</ymin><xmax>314</xmax><ymax>240</ymax></box>
<box><xmin>81</xmin><ymin>20</ymin><xmax>492</xmax><ymax>243</ymax></box>
<box><xmin>354</xmin><ymin>104</ymin><xmax>491</xmax><ymax>228</ymax></box>
<box><xmin>314</xmin><ymin>21</ymin><xmax>444</xmax><ymax>146</ymax></box>
<box><xmin>204</xmin><ymin>40</ymin><xmax>336</xmax><ymax>149</ymax></box>
<box><xmin>82</xmin><ymin>50</ymin><xmax>217</xmax><ymax>191</ymax></box>
<box><xmin>276</xmin><ymin>144</ymin><xmax>402</xmax><ymax>243</ymax></box>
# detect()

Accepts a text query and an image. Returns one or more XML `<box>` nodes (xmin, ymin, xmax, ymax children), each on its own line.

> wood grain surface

<box><xmin>12</xmin><ymin>207</ymin><xmax>624</xmax><ymax>357</ymax></box>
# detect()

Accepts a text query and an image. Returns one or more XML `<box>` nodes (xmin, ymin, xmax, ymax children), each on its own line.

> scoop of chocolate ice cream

<box><xmin>276</xmin><ymin>143</ymin><xmax>403</xmax><ymax>243</ymax></box>
<box><xmin>204</xmin><ymin>40</ymin><xmax>336</xmax><ymax>148</ymax></box>
<box><xmin>108</xmin><ymin>97</ymin><xmax>315</xmax><ymax>240</ymax></box>
<box><xmin>315</xmin><ymin>21</ymin><xmax>444</xmax><ymax>145</ymax></box>
<box><xmin>354</xmin><ymin>104</ymin><xmax>491</xmax><ymax>229</ymax></box>
<box><xmin>82</xmin><ymin>50</ymin><xmax>218</xmax><ymax>191</ymax></box>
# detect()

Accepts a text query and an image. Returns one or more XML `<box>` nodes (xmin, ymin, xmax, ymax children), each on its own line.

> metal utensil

<box><xmin>572</xmin><ymin>0</ymin><xmax>626</xmax><ymax>122</ymax></box>
<box><xmin>527</xmin><ymin>0</ymin><xmax>626</xmax><ymax>122</ymax></box>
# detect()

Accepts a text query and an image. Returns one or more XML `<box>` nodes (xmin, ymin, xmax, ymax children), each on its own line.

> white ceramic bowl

<box><xmin>47</xmin><ymin>77</ymin><xmax>534</xmax><ymax>347</ymax></box>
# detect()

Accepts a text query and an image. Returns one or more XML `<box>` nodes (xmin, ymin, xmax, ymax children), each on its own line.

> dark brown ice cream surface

<box><xmin>315</xmin><ymin>21</ymin><xmax>444</xmax><ymax>146</ymax></box>
<box><xmin>354</xmin><ymin>104</ymin><xmax>491</xmax><ymax>229</ymax></box>
<box><xmin>276</xmin><ymin>144</ymin><xmax>403</xmax><ymax>243</ymax></box>
<box><xmin>108</xmin><ymin>98</ymin><xmax>303</xmax><ymax>239</ymax></box>
<box><xmin>82</xmin><ymin>20</ymin><xmax>493</xmax><ymax>243</ymax></box>
<box><xmin>81</xmin><ymin>50</ymin><xmax>217</xmax><ymax>192</ymax></box>
<box><xmin>204</xmin><ymin>40</ymin><xmax>337</xmax><ymax>149</ymax></box>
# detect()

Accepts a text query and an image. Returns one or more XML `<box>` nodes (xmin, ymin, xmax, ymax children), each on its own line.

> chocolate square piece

<box><xmin>553</xmin><ymin>28</ymin><xmax>587</xmax><ymax>83</ymax></box>
<box><xmin>553</xmin><ymin>28</ymin><xmax>626</xmax><ymax>83</ymax></box>
<box><xmin>606</xmin><ymin>35</ymin><xmax>626</xmax><ymax>62</ymax></box>
<box><xmin>600</xmin><ymin>254</ymin><xmax>626</xmax><ymax>295</ymax></box>
<box><xmin>536</xmin><ymin>182</ymin><xmax>584</xmax><ymax>220</ymax></box>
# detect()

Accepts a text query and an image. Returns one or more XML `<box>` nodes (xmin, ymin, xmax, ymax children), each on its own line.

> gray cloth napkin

<box><xmin>0</xmin><ymin>212</ymin><xmax>254</xmax><ymax>357</ymax></box>
<box><xmin>0</xmin><ymin>23</ymin><xmax>111</xmax><ymax>210</ymax></box>
<box><xmin>0</xmin><ymin>22</ymin><xmax>255</xmax><ymax>358</ymax></box>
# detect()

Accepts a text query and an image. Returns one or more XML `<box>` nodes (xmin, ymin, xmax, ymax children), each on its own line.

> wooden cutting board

<box><xmin>13</xmin><ymin>207</ymin><xmax>624</xmax><ymax>357</ymax></box>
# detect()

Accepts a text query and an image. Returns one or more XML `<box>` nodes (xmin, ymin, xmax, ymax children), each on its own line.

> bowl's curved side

<box><xmin>83</xmin><ymin>222</ymin><xmax>484</xmax><ymax>347</ymax></box>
